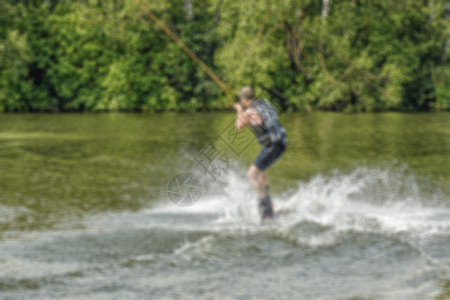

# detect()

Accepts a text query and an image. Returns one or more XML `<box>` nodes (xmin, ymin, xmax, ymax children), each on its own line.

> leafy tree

<box><xmin>0</xmin><ymin>0</ymin><xmax>448</xmax><ymax>112</ymax></box>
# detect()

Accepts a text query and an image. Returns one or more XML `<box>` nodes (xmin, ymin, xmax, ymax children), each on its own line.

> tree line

<box><xmin>0</xmin><ymin>0</ymin><xmax>449</xmax><ymax>112</ymax></box>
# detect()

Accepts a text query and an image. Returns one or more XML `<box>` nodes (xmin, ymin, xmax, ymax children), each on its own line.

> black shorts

<box><xmin>253</xmin><ymin>141</ymin><xmax>286</xmax><ymax>171</ymax></box>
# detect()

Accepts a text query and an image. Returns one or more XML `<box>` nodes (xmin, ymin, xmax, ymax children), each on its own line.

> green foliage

<box><xmin>0</xmin><ymin>0</ymin><xmax>448</xmax><ymax>112</ymax></box>
<box><xmin>0</xmin><ymin>29</ymin><xmax>33</xmax><ymax>112</ymax></box>
<box><xmin>434</xmin><ymin>65</ymin><xmax>450</xmax><ymax>110</ymax></box>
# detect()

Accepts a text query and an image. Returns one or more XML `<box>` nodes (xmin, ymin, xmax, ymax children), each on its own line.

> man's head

<box><xmin>238</xmin><ymin>86</ymin><xmax>255</xmax><ymax>108</ymax></box>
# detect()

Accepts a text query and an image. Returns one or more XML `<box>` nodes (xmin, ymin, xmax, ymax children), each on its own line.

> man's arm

<box><xmin>233</xmin><ymin>103</ymin><xmax>248</xmax><ymax>131</ymax></box>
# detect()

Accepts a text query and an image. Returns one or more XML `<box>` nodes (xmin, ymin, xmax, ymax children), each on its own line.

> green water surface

<box><xmin>0</xmin><ymin>113</ymin><xmax>449</xmax><ymax>231</ymax></box>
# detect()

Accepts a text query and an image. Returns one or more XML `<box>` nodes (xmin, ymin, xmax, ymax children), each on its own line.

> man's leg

<box><xmin>250</xmin><ymin>142</ymin><xmax>286</xmax><ymax>219</ymax></box>
<box><xmin>247</xmin><ymin>165</ymin><xmax>274</xmax><ymax>218</ymax></box>
<box><xmin>247</xmin><ymin>165</ymin><xmax>267</xmax><ymax>198</ymax></box>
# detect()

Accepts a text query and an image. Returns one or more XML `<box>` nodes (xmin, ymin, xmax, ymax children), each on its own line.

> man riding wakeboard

<box><xmin>233</xmin><ymin>86</ymin><xmax>287</xmax><ymax>219</ymax></box>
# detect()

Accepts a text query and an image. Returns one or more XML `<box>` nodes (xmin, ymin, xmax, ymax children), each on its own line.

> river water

<box><xmin>0</xmin><ymin>113</ymin><xmax>449</xmax><ymax>299</ymax></box>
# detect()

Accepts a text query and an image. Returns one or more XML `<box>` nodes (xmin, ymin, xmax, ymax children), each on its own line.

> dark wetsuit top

<box><xmin>248</xmin><ymin>99</ymin><xmax>287</xmax><ymax>147</ymax></box>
